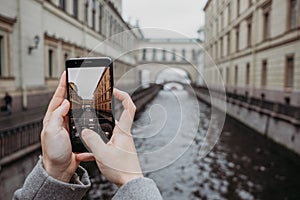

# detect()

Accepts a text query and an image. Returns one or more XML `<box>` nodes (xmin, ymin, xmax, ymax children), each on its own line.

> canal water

<box><xmin>83</xmin><ymin>88</ymin><xmax>300</xmax><ymax>200</ymax></box>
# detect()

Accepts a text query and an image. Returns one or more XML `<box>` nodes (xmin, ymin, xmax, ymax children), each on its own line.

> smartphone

<box><xmin>66</xmin><ymin>57</ymin><xmax>115</xmax><ymax>152</ymax></box>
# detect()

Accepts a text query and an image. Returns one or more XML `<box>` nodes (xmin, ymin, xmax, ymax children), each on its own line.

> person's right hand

<box><xmin>81</xmin><ymin>88</ymin><xmax>143</xmax><ymax>187</ymax></box>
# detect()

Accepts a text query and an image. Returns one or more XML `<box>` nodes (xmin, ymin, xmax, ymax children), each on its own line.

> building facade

<box><xmin>93</xmin><ymin>67</ymin><xmax>111</xmax><ymax>112</ymax></box>
<box><xmin>0</xmin><ymin>0</ymin><xmax>139</xmax><ymax>112</ymax></box>
<box><xmin>203</xmin><ymin>0</ymin><xmax>300</xmax><ymax>106</ymax></box>
<box><xmin>69</xmin><ymin>82</ymin><xmax>82</xmax><ymax>110</ymax></box>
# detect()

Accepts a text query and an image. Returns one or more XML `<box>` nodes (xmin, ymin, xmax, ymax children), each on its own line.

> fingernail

<box><xmin>114</xmin><ymin>88</ymin><xmax>121</xmax><ymax>92</ymax></box>
<box><xmin>81</xmin><ymin>129</ymin><xmax>91</xmax><ymax>137</ymax></box>
<box><xmin>62</xmin><ymin>99</ymin><xmax>68</xmax><ymax>105</ymax></box>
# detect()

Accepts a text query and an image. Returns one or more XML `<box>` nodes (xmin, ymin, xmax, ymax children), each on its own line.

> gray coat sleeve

<box><xmin>13</xmin><ymin>158</ymin><xmax>91</xmax><ymax>200</ymax></box>
<box><xmin>112</xmin><ymin>178</ymin><xmax>163</xmax><ymax>200</ymax></box>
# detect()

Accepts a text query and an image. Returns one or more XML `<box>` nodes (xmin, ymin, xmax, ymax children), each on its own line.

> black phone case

<box><xmin>65</xmin><ymin>57</ymin><xmax>115</xmax><ymax>152</ymax></box>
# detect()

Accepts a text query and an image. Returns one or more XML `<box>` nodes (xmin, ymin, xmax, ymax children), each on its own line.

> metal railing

<box><xmin>0</xmin><ymin>84</ymin><xmax>162</xmax><ymax>164</ymax></box>
<box><xmin>193</xmin><ymin>85</ymin><xmax>300</xmax><ymax>123</ymax></box>
<box><xmin>0</xmin><ymin>120</ymin><xmax>42</xmax><ymax>161</ymax></box>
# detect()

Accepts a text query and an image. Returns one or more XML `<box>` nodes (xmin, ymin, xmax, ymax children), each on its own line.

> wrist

<box><xmin>42</xmin><ymin>158</ymin><xmax>73</xmax><ymax>183</ymax></box>
<box><xmin>118</xmin><ymin>173</ymin><xmax>144</xmax><ymax>188</ymax></box>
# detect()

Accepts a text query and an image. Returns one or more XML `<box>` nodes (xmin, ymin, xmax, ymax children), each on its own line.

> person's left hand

<box><xmin>41</xmin><ymin>71</ymin><xmax>93</xmax><ymax>183</ymax></box>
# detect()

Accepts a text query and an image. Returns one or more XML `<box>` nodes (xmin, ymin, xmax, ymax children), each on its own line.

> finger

<box><xmin>52</xmin><ymin>99</ymin><xmax>70</xmax><ymax>119</ymax></box>
<box><xmin>114</xmin><ymin>110</ymin><xmax>134</xmax><ymax>135</ymax></box>
<box><xmin>81</xmin><ymin>129</ymin><xmax>106</xmax><ymax>157</ymax></box>
<box><xmin>113</xmin><ymin>88</ymin><xmax>136</xmax><ymax>114</ymax></box>
<box><xmin>47</xmin><ymin>99</ymin><xmax>70</xmax><ymax>128</ymax></box>
<box><xmin>47</xmin><ymin>71</ymin><xmax>67</xmax><ymax>113</ymax></box>
<box><xmin>113</xmin><ymin>88</ymin><xmax>136</xmax><ymax>133</ymax></box>
<box><xmin>75</xmin><ymin>153</ymin><xmax>95</xmax><ymax>162</ymax></box>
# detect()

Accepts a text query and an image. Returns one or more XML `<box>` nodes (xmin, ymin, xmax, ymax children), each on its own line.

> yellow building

<box><xmin>203</xmin><ymin>0</ymin><xmax>300</xmax><ymax>106</ymax></box>
<box><xmin>93</xmin><ymin>67</ymin><xmax>112</xmax><ymax>113</ymax></box>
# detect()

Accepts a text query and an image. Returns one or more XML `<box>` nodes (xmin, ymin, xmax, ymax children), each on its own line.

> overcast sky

<box><xmin>122</xmin><ymin>0</ymin><xmax>206</xmax><ymax>38</ymax></box>
<box><xmin>68</xmin><ymin>67</ymin><xmax>105</xmax><ymax>99</ymax></box>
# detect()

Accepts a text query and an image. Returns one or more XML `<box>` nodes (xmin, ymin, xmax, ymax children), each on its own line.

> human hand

<box><xmin>41</xmin><ymin>71</ymin><xmax>93</xmax><ymax>183</ymax></box>
<box><xmin>81</xmin><ymin>88</ymin><xmax>143</xmax><ymax>187</ymax></box>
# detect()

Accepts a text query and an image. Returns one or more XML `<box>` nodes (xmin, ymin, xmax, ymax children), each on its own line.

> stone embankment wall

<box><xmin>192</xmin><ymin>86</ymin><xmax>300</xmax><ymax>156</ymax></box>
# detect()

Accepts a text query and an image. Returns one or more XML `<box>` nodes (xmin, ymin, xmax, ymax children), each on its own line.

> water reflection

<box><xmin>84</xmin><ymin>89</ymin><xmax>300</xmax><ymax>200</ymax></box>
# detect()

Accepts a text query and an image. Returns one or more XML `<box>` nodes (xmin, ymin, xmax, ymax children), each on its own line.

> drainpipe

<box><xmin>17</xmin><ymin>0</ymin><xmax>27</xmax><ymax>110</ymax></box>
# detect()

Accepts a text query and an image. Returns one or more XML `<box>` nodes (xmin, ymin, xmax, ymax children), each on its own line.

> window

<box><xmin>226</xmin><ymin>67</ymin><xmax>230</xmax><ymax>84</ymax></box>
<box><xmin>99</xmin><ymin>4</ymin><xmax>103</xmax><ymax>33</ymax></box>
<box><xmin>59</xmin><ymin>0</ymin><xmax>66</xmax><ymax>11</ymax></box>
<box><xmin>263</xmin><ymin>12</ymin><xmax>270</xmax><ymax>40</ymax></box>
<box><xmin>109</xmin><ymin>15</ymin><xmax>113</xmax><ymax>36</ymax></box>
<box><xmin>48</xmin><ymin>49</ymin><xmax>53</xmax><ymax>78</ymax></box>
<box><xmin>247</xmin><ymin>17</ymin><xmax>252</xmax><ymax>47</ymax></box>
<box><xmin>172</xmin><ymin>49</ymin><xmax>176</xmax><ymax>61</ymax></box>
<box><xmin>220</xmin><ymin>37</ymin><xmax>223</xmax><ymax>58</ymax></box>
<box><xmin>113</xmin><ymin>19</ymin><xmax>117</xmax><ymax>35</ymax></box>
<box><xmin>142</xmin><ymin>49</ymin><xmax>147</xmax><ymax>61</ymax></box>
<box><xmin>92</xmin><ymin>0</ymin><xmax>96</xmax><ymax>30</ymax></box>
<box><xmin>84</xmin><ymin>0</ymin><xmax>89</xmax><ymax>24</ymax></box>
<box><xmin>112</xmin><ymin>19</ymin><xmax>115</xmax><ymax>35</ymax></box>
<box><xmin>261</xmin><ymin>60</ymin><xmax>267</xmax><ymax>87</ymax></box>
<box><xmin>92</xmin><ymin>0</ymin><xmax>96</xmax><ymax>10</ymax></box>
<box><xmin>215</xmin><ymin>41</ymin><xmax>218</xmax><ymax>59</ymax></box>
<box><xmin>234</xmin><ymin>65</ymin><xmax>238</xmax><ymax>85</ymax></box>
<box><xmin>216</xmin><ymin>18</ymin><xmax>219</xmax><ymax>33</ymax></box>
<box><xmin>246</xmin><ymin>63</ymin><xmax>250</xmax><ymax>85</ymax></box>
<box><xmin>228</xmin><ymin>3</ymin><xmax>231</xmax><ymax>24</ymax></box>
<box><xmin>73</xmin><ymin>0</ymin><xmax>78</xmax><ymax>18</ymax></box>
<box><xmin>0</xmin><ymin>36</ymin><xmax>2</xmax><ymax>77</ymax></box>
<box><xmin>101</xmin><ymin>10</ymin><xmax>106</xmax><ymax>35</ymax></box>
<box><xmin>288</xmin><ymin>0</ymin><xmax>298</xmax><ymax>30</ymax></box>
<box><xmin>162</xmin><ymin>49</ymin><xmax>166</xmax><ymax>61</ymax></box>
<box><xmin>192</xmin><ymin>49</ymin><xmax>196</xmax><ymax>60</ymax></box>
<box><xmin>220</xmin><ymin>68</ymin><xmax>223</xmax><ymax>80</ymax></box>
<box><xmin>221</xmin><ymin>11</ymin><xmax>224</xmax><ymax>30</ymax></box>
<box><xmin>64</xmin><ymin>52</ymin><xmax>68</xmax><ymax>62</ymax></box>
<box><xmin>236</xmin><ymin>26</ymin><xmax>239</xmax><ymax>52</ymax></box>
<box><xmin>182</xmin><ymin>49</ymin><xmax>186</xmax><ymax>60</ymax></box>
<box><xmin>152</xmin><ymin>49</ymin><xmax>156</xmax><ymax>61</ymax></box>
<box><xmin>285</xmin><ymin>55</ymin><xmax>294</xmax><ymax>88</ymax></box>
<box><xmin>237</xmin><ymin>0</ymin><xmax>240</xmax><ymax>16</ymax></box>
<box><xmin>263</xmin><ymin>3</ymin><xmax>271</xmax><ymax>40</ymax></box>
<box><xmin>227</xmin><ymin>32</ymin><xmax>231</xmax><ymax>55</ymax></box>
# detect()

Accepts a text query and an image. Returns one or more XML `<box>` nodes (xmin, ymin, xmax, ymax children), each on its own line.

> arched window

<box><xmin>142</xmin><ymin>49</ymin><xmax>147</xmax><ymax>61</ymax></box>
<box><xmin>192</xmin><ymin>49</ymin><xmax>196</xmax><ymax>60</ymax></box>
<box><xmin>182</xmin><ymin>49</ymin><xmax>186</xmax><ymax>60</ymax></box>
<box><xmin>172</xmin><ymin>49</ymin><xmax>176</xmax><ymax>61</ymax></box>
<box><xmin>152</xmin><ymin>49</ymin><xmax>157</xmax><ymax>61</ymax></box>
<box><xmin>162</xmin><ymin>49</ymin><xmax>166</xmax><ymax>61</ymax></box>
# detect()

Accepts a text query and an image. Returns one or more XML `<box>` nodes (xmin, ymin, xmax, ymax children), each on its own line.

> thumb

<box><xmin>81</xmin><ymin>129</ymin><xmax>106</xmax><ymax>157</ymax></box>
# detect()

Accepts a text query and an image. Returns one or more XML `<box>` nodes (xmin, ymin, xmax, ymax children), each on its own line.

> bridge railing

<box><xmin>0</xmin><ymin>120</ymin><xmax>42</xmax><ymax>162</ymax></box>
